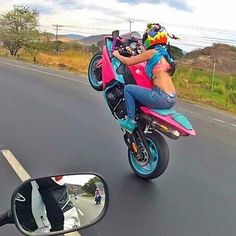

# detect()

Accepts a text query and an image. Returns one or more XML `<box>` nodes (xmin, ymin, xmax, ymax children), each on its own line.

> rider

<box><xmin>15</xmin><ymin>176</ymin><xmax>80</xmax><ymax>233</ymax></box>
<box><xmin>112</xmin><ymin>23</ymin><xmax>177</xmax><ymax>132</ymax></box>
<box><xmin>95</xmin><ymin>187</ymin><xmax>101</xmax><ymax>204</ymax></box>
<box><xmin>37</xmin><ymin>176</ymin><xmax>80</xmax><ymax>231</ymax></box>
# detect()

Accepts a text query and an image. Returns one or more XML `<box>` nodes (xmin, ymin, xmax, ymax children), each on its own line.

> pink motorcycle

<box><xmin>88</xmin><ymin>30</ymin><xmax>196</xmax><ymax>180</ymax></box>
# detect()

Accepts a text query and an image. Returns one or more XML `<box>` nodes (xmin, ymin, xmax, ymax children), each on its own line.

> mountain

<box><xmin>60</xmin><ymin>34</ymin><xmax>85</xmax><ymax>40</ymax></box>
<box><xmin>79</xmin><ymin>34</ymin><xmax>107</xmax><ymax>44</ymax></box>
<box><xmin>182</xmin><ymin>44</ymin><xmax>236</xmax><ymax>74</ymax></box>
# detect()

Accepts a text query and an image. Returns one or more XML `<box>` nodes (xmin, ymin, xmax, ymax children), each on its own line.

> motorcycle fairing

<box><xmin>105</xmin><ymin>37</ymin><xmax>136</xmax><ymax>85</ymax></box>
<box><xmin>140</xmin><ymin>106</ymin><xmax>196</xmax><ymax>136</ymax></box>
<box><xmin>104</xmin><ymin>38</ymin><xmax>125</xmax><ymax>84</ymax></box>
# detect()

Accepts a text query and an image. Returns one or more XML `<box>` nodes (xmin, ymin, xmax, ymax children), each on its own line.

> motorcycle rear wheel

<box><xmin>128</xmin><ymin>131</ymin><xmax>169</xmax><ymax>180</ymax></box>
<box><xmin>88</xmin><ymin>52</ymin><xmax>103</xmax><ymax>91</ymax></box>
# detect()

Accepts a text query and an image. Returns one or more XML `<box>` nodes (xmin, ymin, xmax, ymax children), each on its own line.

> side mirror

<box><xmin>11</xmin><ymin>173</ymin><xmax>108</xmax><ymax>235</ymax></box>
<box><xmin>112</xmin><ymin>30</ymin><xmax>119</xmax><ymax>38</ymax></box>
<box><xmin>111</xmin><ymin>30</ymin><xmax>120</xmax><ymax>52</ymax></box>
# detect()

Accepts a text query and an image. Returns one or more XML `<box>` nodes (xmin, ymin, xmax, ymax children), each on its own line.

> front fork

<box><xmin>123</xmin><ymin>124</ymin><xmax>152</xmax><ymax>163</ymax></box>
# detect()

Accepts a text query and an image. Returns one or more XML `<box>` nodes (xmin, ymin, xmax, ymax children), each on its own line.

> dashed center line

<box><xmin>1</xmin><ymin>149</ymin><xmax>31</xmax><ymax>181</ymax></box>
<box><xmin>213</xmin><ymin>118</ymin><xmax>226</xmax><ymax>123</ymax></box>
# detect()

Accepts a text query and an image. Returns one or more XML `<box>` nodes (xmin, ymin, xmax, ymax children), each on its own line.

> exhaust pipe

<box><xmin>139</xmin><ymin>114</ymin><xmax>180</xmax><ymax>140</ymax></box>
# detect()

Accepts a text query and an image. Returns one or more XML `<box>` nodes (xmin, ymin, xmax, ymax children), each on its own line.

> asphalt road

<box><xmin>0</xmin><ymin>57</ymin><xmax>236</xmax><ymax>236</ymax></box>
<box><xmin>71</xmin><ymin>196</ymin><xmax>105</xmax><ymax>226</ymax></box>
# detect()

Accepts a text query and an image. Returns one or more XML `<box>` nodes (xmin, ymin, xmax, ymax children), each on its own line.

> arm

<box><xmin>113</xmin><ymin>49</ymin><xmax>153</xmax><ymax>66</ymax></box>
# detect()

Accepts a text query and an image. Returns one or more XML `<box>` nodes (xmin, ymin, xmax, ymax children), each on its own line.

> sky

<box><xmin>1</xmin><ymin>0</ymin><xmax>236</xmax><ymax>51</ymax></box>
<box><xmin>63</xmin><ymin>174</ymin><xmax>100</xmax><ymax>185</ymax></box>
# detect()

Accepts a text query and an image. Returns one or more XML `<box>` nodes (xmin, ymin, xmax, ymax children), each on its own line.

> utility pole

<box><xmin>52</xmin><ymin>24</ymin><xmax>63</xmax><ymax>52</ymax></box>
<box><xmin>52</xmin><ymin>24</ymin><xmax>63</xmax><ymax>41</ymax></box>
<box><xmin>211</xmin><ymin>58</ymin><xmax>217</xmax><ymax>91</ymax></box>
<box><xmin>126</xmin><ymin>19</ymin><xmax>134</xmax><ymax>33</ymax></box>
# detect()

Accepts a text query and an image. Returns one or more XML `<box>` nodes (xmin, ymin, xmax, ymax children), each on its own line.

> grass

<box><xmin>0</xmin><ymin>47</ymin><xmax>93</xmax><ymax>75</ymax></box>
<box><xmin>1</xmin><ymin>47</ymin><xmax>236</xmax><ymax>113</ymax></box>
<box><xmin>36</xmin><ymin>51</ymin><xmax>92</xmax><ymax>74</ymax></box>
<box><xmin>173</xmin><ymin>66</ymin><xmax>236</xmax><ymax>113</ymax></box>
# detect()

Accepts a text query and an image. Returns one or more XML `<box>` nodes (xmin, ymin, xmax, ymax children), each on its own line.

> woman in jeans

<box><xmin>112</xmin><ymin>23</ymin><xmax>176</xmax><ymax>132</ymax></box>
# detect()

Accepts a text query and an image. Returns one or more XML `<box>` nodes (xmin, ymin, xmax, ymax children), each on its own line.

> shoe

<box><xmin>117</xmin><ymin>118</ymin><xmax>136</xmax><ymax>132</ymax></box>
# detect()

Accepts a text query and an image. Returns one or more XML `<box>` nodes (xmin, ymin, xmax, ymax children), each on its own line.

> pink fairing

<box><xmin>128</xmin><ymin>63</ymin><xmax>152</xmax><ymax>88</ymax></box>
<box><xmin>102</xmin><ymin>46</ymin><xmax>116</xmax><ymax>88</ymax></box>
<box><xmin>140</xmin><ymin>106</ymin><xmax>196</xmax><ymax>136</ymax></box>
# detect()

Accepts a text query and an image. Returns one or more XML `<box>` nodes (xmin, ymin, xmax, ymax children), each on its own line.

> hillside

<box><xmin>79</xmin><ymin>34</ymin><xmax>106</xmax><ymax>44</ymax></box>
<box><xmin>182</xmin><ymin>44</ymin><xmax>236</xmax><ymax>75</ymax></box>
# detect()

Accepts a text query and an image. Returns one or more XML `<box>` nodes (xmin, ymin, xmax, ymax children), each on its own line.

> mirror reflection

<box><xmin>13</xmin><ymin>174</ymin><xmax>106</xmax><ymax>235</ymax></box>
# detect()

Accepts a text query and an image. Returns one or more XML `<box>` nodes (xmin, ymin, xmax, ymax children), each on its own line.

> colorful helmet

<box><xmin>143</xmin><ymin>23</ymin><xmax>168</xmax><ymax>49</ymax></box>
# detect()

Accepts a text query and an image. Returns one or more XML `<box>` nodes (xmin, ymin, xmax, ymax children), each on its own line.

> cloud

<box><xmin>118</xmin><ymin>0</ymin><xmax>193</xmax><ymax>12</ymax></box>
<box><xmin>41</xmin><ymin>0</ymin><xmax>123</xmax><ymax>17</ymax></box>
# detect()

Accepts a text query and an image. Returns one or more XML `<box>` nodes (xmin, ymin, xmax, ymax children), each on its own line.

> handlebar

<box><xmin>0</xmin><ymin>210</ymin><xmax>14</xmax><ymax>226</ymax></box>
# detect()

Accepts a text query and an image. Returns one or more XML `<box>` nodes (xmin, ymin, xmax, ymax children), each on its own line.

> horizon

<box><xmin>1</xmin><ymin>1</ymin><xmax>236</xmax><ymax>52</ymax></box>
<box><xmin>48</xmin><ymin>31</ymin><xmax>236</xmax><ymax>53</ymax></box>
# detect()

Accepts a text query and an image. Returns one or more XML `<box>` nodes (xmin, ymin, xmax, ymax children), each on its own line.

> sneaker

<box><xmin>117</xmin><ymin>118</ymin><xmax>136</xmax><ymax>132</ymax></box>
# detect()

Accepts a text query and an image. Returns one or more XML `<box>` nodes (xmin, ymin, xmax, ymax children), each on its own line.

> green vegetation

<box><xmin>0</xmin><ymin>5</ymin><xmax>40</xmax><ymax>56</ymax></box>
<box><xmin>81</xmin><ymin>177</ymin><xmax>101</xmax><ymax>195</ymax></box>
<box><xmin>173</xmin><ymin>65</ymin><xmax>236</xmax><ymax>112</ymax></box>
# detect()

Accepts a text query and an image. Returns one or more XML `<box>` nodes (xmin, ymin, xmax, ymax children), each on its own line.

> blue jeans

<box><xmin>124</xmin><ymin>84</ymin><xmax>176</xmax><ymax>120</ymax></box>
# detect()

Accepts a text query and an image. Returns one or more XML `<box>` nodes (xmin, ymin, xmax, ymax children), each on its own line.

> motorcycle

<box><xmin>95</xmin><ymin>195</ymin><xmax>101</xmax><ymax>205</ymax></box>
<box><xmin>88</xmin><ymin>30</ymin><xmax>196</xmax><ymax>180</ymax></box>
<box><xmin>0</xmin><ymin>172</ymin><xmax>108</xmax><ymax>235</ymax></box>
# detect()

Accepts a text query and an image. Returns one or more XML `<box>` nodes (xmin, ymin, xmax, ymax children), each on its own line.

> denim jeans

<box><xmin>124</xmin><ymin>84</ymin><xmax>176</xmax><ymax>120</ymax></box>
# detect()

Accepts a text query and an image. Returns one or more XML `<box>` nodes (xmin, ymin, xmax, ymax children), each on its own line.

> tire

<box><xmin>88</xmin><ymin>52</ymin><xmax>103</xmax><ymax>91</ymax></box>
<box><xmin>128</xmin><ymin>131</ymin><xmax>169</xmax><ymax>180</ymax></box>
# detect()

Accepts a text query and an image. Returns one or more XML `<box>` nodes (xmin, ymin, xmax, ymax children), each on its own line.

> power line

<box><xmin>52</xmin><ymin>24</ymin><xmax>63</xmax><ymax>41</ymax></box>
<box><xmin>38</xmin><ymin>24</ymin><xmax>236</xmax><ymax>49</ymax></box>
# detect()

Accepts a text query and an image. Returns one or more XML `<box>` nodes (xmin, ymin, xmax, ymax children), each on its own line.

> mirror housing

<box><xmin>11</xmin><ymin>173</ymin><xmax>108</xmax><ymax>236</ymax></box>
<box><xmin>112</xmin><ymin>30</ymin><xmax>119</xmax><ymax>38</ymax></box>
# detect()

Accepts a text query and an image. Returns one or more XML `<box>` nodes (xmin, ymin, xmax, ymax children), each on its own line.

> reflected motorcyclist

<box><xmin>95</xmin><ymin>187</ymin><xmax>101</xmax><ymax>204</ymax></box>
<box><xmin>36</xmin><ymin>176</ymin><xmax>80</xmax><ymax>231</ymax></box>
<box><xmin>15</xmin><ymin>176</ymin><xmax>80</xmax><ymax>233</ymax></box>
<box><xmin>15</xmin><ymin>181</ymin><xmax>52</xmax><ymax>232</ymax></box>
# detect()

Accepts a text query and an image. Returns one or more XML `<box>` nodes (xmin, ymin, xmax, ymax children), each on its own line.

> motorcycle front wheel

<box><xmin>128</xmin><ymin>131</ymin><xmax>169</xmax><ymax>180</ymax></box>
<box><xmin>88</xmin><ymin>52</ymin><xmax>103</xmax><ymax>91</ymax></box>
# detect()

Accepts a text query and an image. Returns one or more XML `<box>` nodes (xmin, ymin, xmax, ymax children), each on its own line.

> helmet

<box><xmin>143</xmin><ymin>23</ymin><xmax>168</xmax><ymax>49</ymax></box>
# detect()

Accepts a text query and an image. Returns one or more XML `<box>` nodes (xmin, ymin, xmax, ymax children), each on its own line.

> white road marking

<box><xmin>231</xmin><ymin>123</ymin><xmax>236</xmax><ymax>127</ymax></box>
<box><xmin>176</xmin><ymin>107</ymin><xmax>201</xmax><ymax>117</ymax></box>
<box><xmin>77</xmin><ymin>208</ymin><xmax>85</xmax><ymax>217</ymax></box>
<box><xmin>1</xmin><ymin>149</ymin><xmax>31</xmax><ymax>181</ymax></box>
<box><xmin>0</xmin><ymin>60</ymin><xmax>89</xmax><ymax>85</ymax></box>
<box><xmin>213</xmin><ymin>118</ymin><xmax>226</xmax><ymax>123</ymax></box>
<box><xmin>0</xmin><ymin>149</ymin><xmax>81</xmax><ymax>236</ymax></box>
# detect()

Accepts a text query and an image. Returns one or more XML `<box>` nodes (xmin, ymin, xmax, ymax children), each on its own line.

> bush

<box><xmin>193</xmin><ymin>75</ymin><xmax>210</xmax><ymax>88</ymax></box>
<box><xmin>228</xmin><ymin>89</ymin><xmax>236</xmax><ymax>104</ymax></box>
<box><xmin>213</xmin><ymin>84</ymin><xmax>226</xmax><ymax>95</ymax></box>
<box><xmin>225</xmin><ymin>76</ymin><xmax>236</xmax><ymax>90</ymax></box>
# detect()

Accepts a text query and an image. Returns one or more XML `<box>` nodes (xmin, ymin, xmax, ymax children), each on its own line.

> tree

<box><xmin>89</xmin><ymin>44</ymin><xmax>99</xmax><ymax>54</ymax></box>
<box><xmin>0</xmin><ymin>5</ymin><xmax>40</xmax><ymax>56</ymax></box>
<box><xmin>169</xmin><ymin>44</ymin><xmax>184</xmax><ymax>59</ymax></box>
<box><xmin>81</xmin><ymin>177</ymin><xmax>101</xmax><ymax>195</ymax></box>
